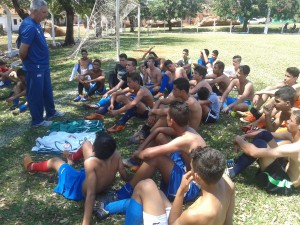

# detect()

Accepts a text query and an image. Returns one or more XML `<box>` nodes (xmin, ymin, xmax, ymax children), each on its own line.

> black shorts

<box><xmin>202</xmin><ymin>109</ymin><xmax>218</xmax><ymax>123</ymax></box>
<box><xmin>255</xmin><ymin>158</ymin><xmax>293</xmax><ymax>195</ymax></box>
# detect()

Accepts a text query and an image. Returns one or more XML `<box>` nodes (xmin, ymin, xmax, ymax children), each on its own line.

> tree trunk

<box><xmin>167</xmin><ymin>19</ymin><xmax>172</xmax><ymax>31</ymax></box>
<box><xmin>129</xmin><ymin>16</ymin><xmax>135</xmax><ymax>32</ymax></box>
<box><xmin>11</xmin><ymin>0</ymin><xmax>29</xmax><ymax>19</ymax></box>
<box><xmin>242</xmin><ymin>18</ymin><xmax>248</xmax><ymax>32</ymax></box>
<box><xmin>57</xmin><ymin>0</ymin><xmax>75</xmax><ymax>45</ymax></box>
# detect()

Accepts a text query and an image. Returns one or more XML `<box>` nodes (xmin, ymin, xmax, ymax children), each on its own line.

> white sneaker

<box><xmin>46</xmin><ymin>111</ymin><xmax>65</xmax><ymax>120</ymax></box>
<box><xmin>31</xmin><ymin>120</ymin><xmax>53</xmax><ymax>128</ymax></box>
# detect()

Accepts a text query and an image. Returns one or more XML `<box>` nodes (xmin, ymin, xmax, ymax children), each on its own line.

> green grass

<box><xmin>0</xmin><ymin>30</ymin><xmax>300</xmax><ymax>224</ymax></box>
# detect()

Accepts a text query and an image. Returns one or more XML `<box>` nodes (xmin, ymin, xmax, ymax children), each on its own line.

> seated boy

<box><xmin>86</xmin><ymin>72</ymin><xmax>153</xmax><ymax>133</ymax></box>
<box><xmin>177</xmin><ymin>49</ymin><xmax>192</xmax><ymax>79</ymax></box>
<box><xmin>220</xmin><ymin>65</ymin><xmax>254</xmax><ymax>114</ymax></box>
<box><xmin>197</xmin><ymin>87</ymin><xmax>220</xmax><ymax>123</ymax></box>
<box><xmin>73</xmin><ymin>59</ymin><xmax>106</xmax><ymax>102</ymax></box>
<box><xmin>223</xmin><ymin>55</ymin><xmax>242</xmax><ymax>80</ymax></box>
<box><xmin>5</xmin><ymin>68</ymin><xmax>27</xmax><ymax>114</ymax></box>
<box><xmin>154</xmin><ymin>60</ymin><xmax>188</xmax><ymax>99</ymax></box>
<box><xmin>23</xmin><ymin>131</ymin><xmax>129</xmax><ymax>225</ymax></box>
<box><xmin>189</xmin><ymin>65</ymin><xmax>212</xmax><ymax>96</ymax></box>
<box><xmin>241</xmin><ymin>67</ymin><xmax>299</xmax><ymax>123</ymax></box>
<box><xmin>95</xmin><ymin>147</ymin><xmax>235</xmax><ymax>225</ymax></box>
<box><xmin>129</xmin><ymin>78</ymin><xmax>202</xmax><ymax>144</ymax></box>
<box><xmin>143</xmin><ymin>56</ymin><xmax>162</xmax><ymax>95</ymax></box>
<box><xmin>69</xmin><ymin>49</ymin><xmax>92</xmax><ymax>82</ymax></box>
<box><xmin>230</xmin><ymin>109</ymin><xmax>300</xmax><ymax>194</ymax></box>
<box><xmin>193</xmin><ymin>49</ymin><xmax>213</xmax><ymax>69</ymax></box>
<box><xmin>0</xmin><ymin>59</ymin><xmax>13</xmax><ymax>87</ymax></box>
<box><xmin>207</xmin><ymin>61</ymin><xmax>231</xmax><ymax>97</ymax></box>
<box><xmin>105</xmin><ymin>102</ymin><xmax>206</xmax><ymax>204</ymax></box>
<box><xmin>107</xmin><ymin>53</ymin><xmax>127</xmax><ymax>89</ymax></box>
<box><xmin>246</xmin><ymin>86</ymin><xmax>295</xmax><ymax>132</ymax></box>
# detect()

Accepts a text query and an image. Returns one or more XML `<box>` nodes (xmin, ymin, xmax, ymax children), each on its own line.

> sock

<box><xmin>104</xmin><ymin>199</ymin><xmax>130</xmax><ymax>215</ymax></box>
<box><xmin>124</xmin><ymin>198</ymin><xmax>143</xmax><ymax>225</ymax></box>
<box><xmin>117</xmin><ymin>107</ymin><xmax>137</xmax><ymax>126</ymax></box>
<box><xmin>29</xmin><ymin>160</ymin><xmax>50</xmax><ymax>172</ymax></box>
<box><xmin>69</xmin><ymin>147</ymin><xmax>83</xmax><ymax>161</ymax></box>
<box><xmin>159</xmin><ymin>74</ymin><xmax>169</xmax><ymax>93</ymax></box>
<box><xmin>116</xmin><ymin>182</ymin><xmax>134</xmax><ymax>200</ymax></box>
<box><xmin>97</xmin><ymin>105</ymin><xmax>109</xmax><ymax>115</ymax></box>
<box><xmin>232</xmin><ymin>138</ymin><xmax>268</xmax><ymax>177</ymax></box>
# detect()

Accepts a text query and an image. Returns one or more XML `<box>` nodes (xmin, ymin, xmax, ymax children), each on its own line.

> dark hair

<box><xmin>233</xmin><ymin>55</ymin><xmax>242</xmax><ymax>63</ymax></box>
<box><xmin>286</xmin><ymin>67</ymin><xmax>300</xmax><ymax>78</ymax></box>
<box><xmin>127</xmin><ymin>58</ymin><xmax>137</xmax><ymax>67</ymax></box>
<box><xmin>93</xmin><ymin>131</ymin><xmax>117</xmax><ymax>160</ymax></box>
<box><xmin>239</xmin><ymin>65</ymin><xmax>250</xmax><ymax>76</ymax></box>
<box><xmin>191</xmin><ymin>146</ymin><xmax>226</xmax><ymax>185</ymax></box>
<box><xmin>197</xmin><ymin>87</ymin><xmax>210</xmax><ymax>100</ymax></box>
<box><xmin>214</xmin><ymin>61</ymin><xmax>225</xmax><ymax>72</ymax></box>
<box><xmin>293</xmin><ymin>109</ymin><xmax>300</xmax><ymax>125</ymax></box>
<box><xmin>147</xmin><ymin>56</ymin><xmax>156</xmax><ymax>62</ymax></box>
<box><xmin>275</xmin><ymin>86</ymin><xmax>296</xmax><ymax>107</ymax></box>
<box><xmin>173</xmin><ymin>77</ymin><xmax>190</xmax><ymax>93</ymax></box>
<box><xmin>81</xmin><ymin>49</ymin><xmax>88</xmax><ymax>54</ymax></box>
<box><xmin>194</xmin><ymin>65</ymin><xmax>207</xmax><ymax>78</ymax></box>
<box><xmin>183</xmin><ymin>49</ymin><xmax>189</xmax><ymax>53</ymax></box>
<box><xmin>169</xmin><ymin>101</ymin><xmax>189</xmax><ymax>126</ymax></box>
<box><xmin>93</xmin><ymin>59</ymin><xmax>101</xmax><ymax>67</ymax></box>
<box><xmin>203</xmin><ymin>49</ymin><xmax>209</xmax><ymax>56</ymax></box>
<box><xmin>149</xmin><ymin>51</ymin><xmax>158</xmax><ymax>58</ymax></box>
<box><xmin>127</xmin><ymin>72</ymin><xmax>141</xmax><ymax>82</ymax></box>
<box><xmin>119</xmin><ymin>53</ymin><xmax>127</xmax><ymax>59</ymax></box>
<box><xmin>16</xmin><ymin>68</ymin><xmax>25</xmax><ymax>77</ymax></box>
<box><xmin>164</xmin><ymin>59</ymin><xmax>173</xmax><ymax>67</ymax></box>
<box><xmin>212</xmin><ymin>50</ymin><xmax>219</xmax><ymax>56</ymax></box>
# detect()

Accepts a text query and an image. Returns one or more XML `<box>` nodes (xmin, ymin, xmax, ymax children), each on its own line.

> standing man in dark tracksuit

<box><xmin>19</xmin><ymin>0</ymin><xmax>64</xmax><ymax>127</ymax></box>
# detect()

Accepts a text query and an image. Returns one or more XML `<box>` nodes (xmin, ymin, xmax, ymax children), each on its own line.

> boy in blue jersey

<box><xmin>19</xmin><ymin>0</ymin><xmax>64</xmax><ymax>127</ymax></box>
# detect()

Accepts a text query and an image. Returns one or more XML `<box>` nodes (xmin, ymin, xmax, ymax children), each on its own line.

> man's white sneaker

<box><xmin>31</xmin><ymin>120</ymin><xmax>53</xmax><ymax>128</ymax></box>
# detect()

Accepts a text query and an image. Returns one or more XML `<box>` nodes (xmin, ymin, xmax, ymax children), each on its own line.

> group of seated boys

<box><xmin>21</xmin><ymin>47</ymin><xmax>300</xmax><ymax>225</ymax></box>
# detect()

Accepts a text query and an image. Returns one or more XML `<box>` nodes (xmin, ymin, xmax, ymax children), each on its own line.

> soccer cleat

<box><xmin>73</xmin><ymin>95</ymin><xmax>82</xmax><ymax>102</ymax></box>
<box><xmin>81</xmin><ymin>95</ymin><xmax>90</xmax><ymax>102</ymax></box>
<box><xmin>122</xmin><ymin>158</ymin><xmax>141</xmax><ymax>171</ymax></box>
<box><xmin>107</xmin><ymin>124</ymin><xmax>125</xmax><ymax>133</ymax></box>
<box><xmin>93</xmin><ymin>202</ymin><xmax>109</xmax><ymax>221</ymax></box>
<box><xmin>240</xmin><ymin>112</ymin><xmax>256</xmax><ymax>123</ymax></box>
<box><xmin>45</xmin><ymin>111</ymin><xmax>65</xmax><ymax>120</ymax></box>
<box><xmin>84</xmin><ymin>103</ymin><xmax>100</xmax><ymax>109</ymax></box>
<box><xmin>224</xmin><ymin>167</ymin><xmax>235</xmax><ymax>179</ymax></box>
<box><xmin>31</xmin><ymin>120</ymin><xmax>53</xmax><ymax>128</ymax></box>
<box><xmin>128</xmin><ymin>129</ymin><xmax>147</xmax><ymax>145</ymax></box>
<box><xmin>96</xmin><ymin>192</ymin><xmax>118</xmax><ymax>206</ymax></box>
<box><xmin>85</xmin><ymin>113</ymin><xmax>104</xmax><ymax>120</ymax></box>
<box><xmin>226</xmin><ymin>159</ymin><xmax>235</xmax><ymax>168</ymax></box>
<box><xmin>23</xmin><ymin>154</ymin><xmax>33</xmax><ymax>171</ymax></box>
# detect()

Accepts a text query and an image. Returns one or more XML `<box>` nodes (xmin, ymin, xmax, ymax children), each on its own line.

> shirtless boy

<box><xmin>232</xmin><ymin>108</ymin><xmax>300</xmax><ymax>194</ymax></box>
<box><xmin>129</xmin><ymin>78</ymin><xmax>202</xmax><ymax>144</ymax></box>
<box><xmin>207</xmin><ymin>61</ymin><xmax>231</xmax><ymax>97</ymax></box>
<box><xmin>69</xmin><ymin>49</ymin><xmax>92</xmax><ymax>82</ymax></box>
<box><xmin>220</xmin><ymin>65</ymin><xmax>254</xmax><ymax>113</ymax></box>
<box><xmin>154</xmin><ymin>60</ymin><xmax>188</xmax><ymax>99</ymax></box>
<box><xmin>23</xmin><ymin>131</ymin><xmax>129</xmax><ymax>225</ymax></box>
<box><xmin>242</xmin><ymin>67</ymin><xmax>300</xmax><ymax>123</ymax></box>
<box><xmin>143</xmin><ymin>56</ymin><xmax>162</xmax><ymax>95</ymax></box>
<box><xmin>95</xmin><ymin>147</ymin><xmax>235</xmax><ymax>225</ymax></box>
<box><xmin>189</xmin><ymin>65</ymin><xmax>212</xmax><ymax>96</ymax></box>
<box><xmin>101</xmin><ymin>101</ymin><xmax>206</xmax><ymax>205</ymax></box>
<box><xmin>74</xmin><ymin>59</ymin><xmax>105</xmax><ymax>102</ymax></box>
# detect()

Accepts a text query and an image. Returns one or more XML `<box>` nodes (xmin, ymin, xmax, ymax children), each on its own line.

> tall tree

<box><xmin>213</xmin><ymin>0</ymin><xmax>300</xmax><ymax>31</ymax></box>
<box><xmin>148</xmin><ymin>0</ymin><xmax>203</xmax><ymax>30</ymax></box>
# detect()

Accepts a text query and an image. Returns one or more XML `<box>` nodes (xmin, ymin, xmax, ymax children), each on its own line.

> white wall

<box><xmin>0</xmin><ymin>15</ymin><xmax>22</xmax><ymax>32</ymax></box>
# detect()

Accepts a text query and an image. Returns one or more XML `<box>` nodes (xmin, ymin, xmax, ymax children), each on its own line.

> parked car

<box><xmin>248</xmin><ymin>18</ymin><xmax>266</xmax><ymax>24</ymax></box>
